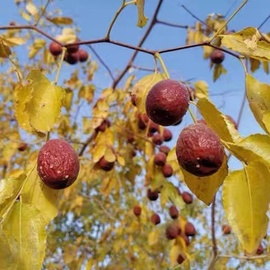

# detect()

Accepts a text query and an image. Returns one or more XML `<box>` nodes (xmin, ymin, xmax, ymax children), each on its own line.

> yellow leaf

<box><xmin>25</xmin><ymin>70</ymin><xmax>66</xmax><ymax>133</ymax></box>
<box><xmin>131</xmin><ymin>73</ymin><xmax>165</xmax><ymax>113</ymax></box>
<box><xmin>47</xmin><ymin>16</ymin><xmax>73</xmax><ymax>25</ymax></box>
<box><xmin>249</xmin><ymin>58</ymin><xmax>260</xmax><ymax>73</ymax></box>
<box><xmin>1</xmin><ymin>203</ymin><xmax>47</xmax><ymax>270</ymax></box>
<box><xmin>26</xmin><ymin>2</ymin><xmax>38</xmax><ymax>16</ymax></box>
<box><xmin>135</xmin><ymin>0</ymin><xmax>148</xmax><ymax>28</ymax></box>
<box><xmin>0</xmin><ymin>174</ymin><xmax>26</xmax><ymax>218</ymax></box>
<box><xmin>226</xmin><ymin>134</ymin><xmax>270</xmax><ymax>166</ymax></box>
<box><xmin>116</xmin><ymin>155</ymin><xmax>125</xmax><ymax>166</ymax></box>
<box><xmin>56</xmin><ymin>28</ymin><xmax>77</xmax><ymax>44</ymax></box>
<box><xmin>197</xmin><ymin>97</ymin><xmax>242</xmax><ymax>143</ymax></box>
<box><xmin>14</xmin><ymin>82</ymin><xmax>34</xmax><ymax>132</ymax></box>
<box><xmin>194</xmin><ymin>80</ymin><xmax>208</xmax><ymax>99</ymax></box>
<box><xmin>2</xmin><ymin>37</ymin><xmax>26</xmax><ymax>46</ymax></box>
<box><xmin>246</xmin><ymin>74</ymin><xmax>270</xmax><ymax>133</ymax></box>
<box><xmin>0</xmin><ymin>41</ymin><xmax>11</xmax><ymax>58</ymax></box>
<box><xmin>169</xmin><ymin>244</ymin><xmax>181</xmax><ymax>266</ymax></box>
<box><xmin>148</xmin><ymin>229</ymin><xmax>159</xmax><ymax>247</ymax></box>
<box><xmin>183</xmin><ymin>156</ymin><xmax>228</xmax><ymax>205</ymax></box>
<box><xmin>92</xmin><ymin>144</ymin><xmax>106</xmax><ymax>163</ymax></box>
<box><xmin>221</xmin><ymin>27</ymin><xmax>270</xmax><ymax>61</ymax></box>
<box><xmin>213</xmin><ymin>64</ymin><xmax>227</xmax><ymax>82</ymax></box>
<box><xmin>21</xmin><ymin>163</ymin><xmax>60</xmax><ymax>224</ymax></box>
<box><xmin>104</xmin><ymin>148</ymin><xmax>116</xmax><ymax>163</ymax></box>
<box><xmin>222</xmin><ymin>161</ymin><xmax>270</xmax><ymax>253</ymax></box>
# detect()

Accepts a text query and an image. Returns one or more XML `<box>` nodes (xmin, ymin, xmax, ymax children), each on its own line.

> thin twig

<box><xmin>211</xmin><ymin>195</ymin><xmax>218</xmax><ymax>257</ymax></box>
<box><xmin>111</xmin><ymin>0</ymin><xmax>164</xmax><ymax>89</ymax></box>
<box><xmin>181</xmin><ymin>5</ymin><xmax>208</xmax><ymax>27</ymax></box>
<box><xmin>156</xmin><ymin>19</ymin><xmax>189</xmax><ymax>29</ymax></box>
<box><xmin>88</xmin><ymin>44</ymin><xmax>115</xmax><ymax>81</ymax></box>
<box><xmin>258</xmin><ymin>14</ymin><xmax>270</xmax><ymax>30</ymax></box>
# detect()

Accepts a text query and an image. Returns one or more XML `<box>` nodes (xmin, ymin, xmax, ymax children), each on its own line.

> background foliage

<box><xmin>1</xmin><ymin>0</ymin><xmax>270</xmax><ymax>269</ymax></box>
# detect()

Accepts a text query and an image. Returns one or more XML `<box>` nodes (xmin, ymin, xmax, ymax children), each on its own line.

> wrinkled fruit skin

<box><xmin>146</xmin><ymin>79</ymin><xmax>190</xmax><ymax>126</ymax></box>
<box><xmin>176</xmin><ymin>123</ymin><xmax>225</xmax><ymax>177</ymax></box>
<box><xmin>37</xmin><ymin>139</ymin><xmax>80</xmax><ymax>189</ymax></box>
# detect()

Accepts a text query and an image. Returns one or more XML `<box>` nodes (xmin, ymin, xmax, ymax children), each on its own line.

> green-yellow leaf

<box><xmin>197</xmin><ymin>97</ymin><xmax>242</xmax><ymax>143</ymax></box>
<box><xmin>131</xmin><ymin>73</ymin><xmax>165</xmax><ymax>113</ymax></box>
<box><xmin>25</xmin><ymin>70</ymin><xmax>66</xmax><ymax>133</ymax></box>
<box><xmin>246</xmin><ymin>74</ymin><xmax>270</xmax><ymax>134</ymax></box>
<box><xmin>182</xmin><ymin>156</ymin><xmax>228</xmax><ymax>205</ymax></box>
<box><xmin>0</xmin><ymin>203</ymin><xmax>47</xmax><ymax>270</ymax></box>
<box><xmin>222</xmin><ymin>161</ymin><xmax>270</xmax><ymax>253</ymax></box>
<box><xmin>135</xmin><ymin>0</ymin><xmax>148</xmax><ymax>28</ymax></box>
<box><xmin>104</xmin><ymin>147</ymin><xmax>116</xmax><ymax>163</ymax></box>
<box><xmin>221</xmin><ymin>27</ymin><xmax>270</xmax><ymax>61</ymax></box>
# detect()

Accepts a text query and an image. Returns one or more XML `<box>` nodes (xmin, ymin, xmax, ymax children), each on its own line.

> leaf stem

<box><xmin>53</xmin><ymin>47</ymin><xmax>66</xmax><ymax>85</ymax></box>
<box><xmin>105</xmin><ymin>0</ymin><xmax>135</xmax><ymax>39</ymax></box>
<box><xmin>154</xmin><ymin>52</ymin><xmax>170</xmax><ymax>78</ymax></box>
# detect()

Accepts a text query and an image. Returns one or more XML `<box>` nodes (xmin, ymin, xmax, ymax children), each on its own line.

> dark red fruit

<box><xmin>162</xmin><ymin>163</ymin><xmax>173</xmax><ymax>177</ymax></box>
<box><xmin>64</xmin><ymin>51</ymin><xmax>79</xmax><ymax>65</ymax></box>
<box><xmin>66</xmin><ymin>39</ymin><xmax>79</xmax><ymax>53</ymax></box>
<box><xmin>49</xmin><ymin>41</ymin><xmax>63</xmax><ymax>56</ymax></box>
<box><xmin>210</xmin><ymin>49</ymin><xmax>225</xmax><ymax>64</ymax></box>
<box><xmin>147</xmin><ymin>188</ymin><xmax>159</xmax><ymax>201</ymax></box>
<box><xmin>159</xmin><ymin>145</ymin><xmax>170</xmax><ymax>155</ymax></box>
<box><xmin>169</xmin><ymin>205</ymin><xmax>179</xmax><ymax>219</ymax></box>
<box><xmin>176</xmin><ymin>123</ymin><xmax>225</xmax><ymax>177</ymax></box>
<box><xmin>162</xmin><ymin>128</ymin><xmax>173</xmax><ymax>141</ymax></box>
<box><xmin>256</xmin><ymin>244</ymin><xmax>264</xmax><ymax>255</ymax></box>
<box><xmin>137</xmin><ymin>113</ymin><xmax>148</xmax><ymax>130</ymax></box>
<box><xmin>98</xmin><ymin>156</ymin><xmax>114</xmax><ymax>171</ymax></box>
<box><xmin>78</xmin><ymin>49</ymin><xmax>88</xmax><ymax>62</ymax></box>
<box><xmin>18</xmin><ymin>142</ymin><xmax>28</xmax><ymax>151</ymax></box>
<box><xmin>222</xmin><ymin>224</ymin><xmax>231</xmax><ymax>235</ymax></box>
<box><xmin>133</xmin><ymin>205</ymin><xmax>142</xmax><ymax>216</ymax></box>
<box><xmin>95</xmin><ymin>119</ymin><xmax>110</xmax><ymax>133</ymax></box>
<box><xmin>37</xmin><ymin>139</ymin><xmax>80</xmax><ymax>189</ymax></box>
<box><xmin>151</xmin><ymin>213</ymin><xmax>161</xmax><ymax>225</ymax></box>
<box><xmin>154</xmin><ymin>152</ymin><xmax>167</xmax><ymax>166</ymax></box>
<box><xmin>148</xmin><ymin>121</ymin><xmax>159</xmax><ymax>134</ymax></box>
<box><xmin>177</xmin><ymin>254</ymin><xmax>185</xmax><ymax>264</ymax></box>
<box><xmin>131</xmin><ymin>94</ymin><xmax>137</xmax><ymax>106</ymax></box>
<box><xmin>185</xmin><ymin>222</ymin><xmax>196</xmax><ymax>236</ymax></box>
<box><xmin>165</xmin><ymin>223</ymin><xmax>181</xmax><ymax>240</ymax></box>
<box><xmin>145</xmin><ymin>79</ymin><xmax>190</xmax><ymax>126</ymax></box>
<box><xmin>9</xmin><ymin>21</ymin><xmax>16</xmax><ymax>26</ymax></box>
<box><xmin>182</xmin><ymin>191</ymin><xmax>193</xmax><ymax>204</ymax></box>
<box><xmin>152</xmin><ymin>133</ymin><xmax>163</xmax><ymax>145</ymax></box>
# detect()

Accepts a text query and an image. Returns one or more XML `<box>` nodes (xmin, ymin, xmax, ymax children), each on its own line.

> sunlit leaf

<box><xmin>223</xmin><ymin>161</ymin><xmax>270</xmax><ymax>253</ymax></box>
<box><xmin>226</xmin><ymin>134</ymin><xmax>270</xmax><ymax>165</ymax></box>
<box><xmin>47</xmin><ymin>16</ymin><xmax>73</xmax><ymax>25</ymax></box>
<box><xmin>197</xmin><ymin>97</ymin><xmax>242</xmax><ymax>143</ymax></box>
<box><xmin>104</xmin><ymin>147</ymin><xmax>116</xmax><ymax>163</ymax></box>
<box><xmin>131</xmin><ymin>73</ymin><xmax>165</xmax><ymax>113</ymax></box>
<box><xmin>246</xmin><ymin>74</ymin><xmax>270</xmax><ymax>133</ymax></box>
<box><xmin>25</xmin><ymin>70</ymin><xmax>66</xmax><ymax>133</ymax></box>
<box><xmin>221</xmin><ymin>27</ymin><xmax>270</xmax><ymax>61</ymax></box>
<box><xmin>148</xmin><ymin>229</ymin><xmax>159</xmax><ymax>247</ymax></box>
<box><xmin>182</xmin><ymin>156</ymin><xmax>228</xmax><ymax>205</ymax></box>
<box><xmin>92</xmin><ymin>144</ymin><xmax>106</xmax><ymax>163</ymax></box>
<box><xmin>56</xmin><ymin>28</ymin><xmax>77</xmax><ymax>44</ymax></box>
<box><xmin>14</xmin><ymin>82</ymin><xmax>34</xmax><ymax>132</ymax></box>
<box><xmin>21</xmin><ymin>163</ymin><xmax>60</xmax><ymax>224</ymax></box>
<box><xmin>0</xmin><ymin>202</ymin><xmax>47</xmax><ymax>270</ymax></box>
<box><xmin>194</xmin><ymin>80</ymin><xmax>208</xmax><ymax>98</ymax></box>
<box><xmin>26</xmin><ymin>2</ymin><xmax>39</xmax><ymax>16</ymax></box>
<box><xmin>0</xmin><ymin>174</ymin><xmax>26</xmax><ymax>218</ymax></box>
<box><xmin>2</xmin><ymin>36</ymin><xmax>26</xmax><ymax>46</ymax></box>
<box><xmin>135</xmin><ymin>0</ymin><xmax>148</xmax><ymax>28</ymax></box>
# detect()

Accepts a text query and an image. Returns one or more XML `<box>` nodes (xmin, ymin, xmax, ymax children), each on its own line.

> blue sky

<box><xmin>1</xmin><ymin>0</ymin><xmax>270</xmax><ymax>169</ymax></box>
